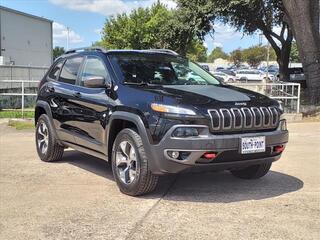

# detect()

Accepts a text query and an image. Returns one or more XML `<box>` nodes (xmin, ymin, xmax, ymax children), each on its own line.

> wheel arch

<box><xmin>106</xmin><ymin>111</ymin><xmax>152</xmax><ymax>162</ymax></box>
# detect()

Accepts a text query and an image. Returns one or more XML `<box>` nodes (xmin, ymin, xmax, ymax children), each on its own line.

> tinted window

<box><xmin>110</xmin><ymin>54</ymin><xmax>220</xmax><ymax>85</ymax></box>
<box><xmin>48</xmin><ymin>60</ymin><xmax>64</xmax><ymax>80</ymax></box>
<box><xmin>59</xmin><ymin>57</ymin><xmax>83</xmax><ymax>84</ymax></box>
<box><xmin>80</xmin><ymin>57</ymin><xmax>110</xmax><ymax>85</ymax></box>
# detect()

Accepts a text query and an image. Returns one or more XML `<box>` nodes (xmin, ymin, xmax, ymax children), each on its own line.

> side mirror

<box><xmin>82</xmin><ymin>76</ymin><xmax>106</xmax><ymax>88</ymax></box>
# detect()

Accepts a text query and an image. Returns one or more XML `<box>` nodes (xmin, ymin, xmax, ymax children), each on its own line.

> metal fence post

<box><xmin>297</xmin><ymin>84</ymin><xmax>301</xmax><ymax>113</ymax></box>
<box><xmin>21</xmin><ymin>80</ymin><xmax>24</xmax><ymax>118</ymax></box>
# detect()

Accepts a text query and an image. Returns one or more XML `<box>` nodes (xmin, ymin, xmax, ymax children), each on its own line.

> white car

<box><xmin>236</xmin><ymin>70</ymin><xmax>274</xmax><ymax>82</ymax></box>
<box><xmin>210</xmin><ymin>71</ymin><xmax>237</xmax><ymax>82</ymax></box>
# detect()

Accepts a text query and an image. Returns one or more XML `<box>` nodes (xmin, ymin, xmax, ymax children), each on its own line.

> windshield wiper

<box><xmin>123</xmin><ymin>82</ymin><xmax>149</xmax><ymax>86</ymax></box>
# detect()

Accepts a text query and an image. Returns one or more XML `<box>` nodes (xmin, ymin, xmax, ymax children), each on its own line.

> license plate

<box><xmin>241</xmin><ymin>136</ymin><xmax>266</xmax><ymax>154</ymax></box>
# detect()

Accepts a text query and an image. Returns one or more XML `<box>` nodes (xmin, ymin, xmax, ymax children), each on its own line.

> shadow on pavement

<box><xmin>61</xmin><ymin>150</ymin><xmax>303</xmax><ymax>203</ymax></box>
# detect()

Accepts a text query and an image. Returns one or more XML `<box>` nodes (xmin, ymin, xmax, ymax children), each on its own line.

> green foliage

<box><xmin>229</xmin><ymin>49</ymin><xmax>242</xmax><ymax>67</ymax></box>
<box><xmin>290</xmin><ymin>42</ymin><xmax>300</xmax><ymax>62</ymax></box>
<box><xmin>8</xmin><ymin>120</ymin><xmax>34</xmax><ymax>130</ymax></box>
<box><xmin>0</xmin><ymin>110</ymin><xmax>34</xmax><ymax>119</ymax></box>
<box><xmin>100</xmin><ymin>2</ymin><xmax>207</xmax><ymax>60</ymax></box>
<box><xmin>186</xmin><ymin>40</ymin><xmax>208</xmax><ymax>62</ymax></box>
<box><xmin>242</xmin><ymin>45</ymin><xmax>267</xmax><ymax>67</ymax></box>
<box><xmin>207</xmin><ymin>47</ymin><xmax>228</xmax><ymax>62</ymax></box>
<box><xmin>53</xmin><ymin>46</ymin><xmax>65</xmax><ymax>60</ymax></box>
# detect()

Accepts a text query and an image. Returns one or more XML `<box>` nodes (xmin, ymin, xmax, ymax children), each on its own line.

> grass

<box><xmin>0</xmin><ymin>110</ymin><xmax>34</xmax><ymax>119</ymax></box>
<box><xmin>8</xmin><ymin>119</ymin><xmax>35</xmax><ymax>130</ymax></box>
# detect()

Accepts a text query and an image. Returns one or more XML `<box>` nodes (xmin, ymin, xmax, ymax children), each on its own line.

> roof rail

<box><xmin>148</xmin><ymin>49</ymin><xmax>179</xmax><ymax>55</ymax></box>
<box><xmin>64</xmin><ymin>47</ymin><xmax>107</xmax><ymax>54</ymax></box>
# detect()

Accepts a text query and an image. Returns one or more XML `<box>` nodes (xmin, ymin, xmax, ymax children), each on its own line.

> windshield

<box><xmin>109</xmin><ymin>53</ymin><xmax>220</xmax><ymax>85</ymax></box>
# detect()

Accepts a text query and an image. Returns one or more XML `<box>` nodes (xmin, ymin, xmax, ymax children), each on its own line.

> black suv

<box><xmin>35</xmin><ymin>48</ymin><xmax>288</xmax><ymax>196</ymax></box>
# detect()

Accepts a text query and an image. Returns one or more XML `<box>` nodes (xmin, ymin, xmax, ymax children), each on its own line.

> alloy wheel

<box><xmin>115</xmin><ymin>141</ymin><xmax>138</xmax><ymax>184</ymax></box>
<box><xmin>37</xmin><ymin>122</ymin><xmax>49</xmax><ymax>154</ymax></box>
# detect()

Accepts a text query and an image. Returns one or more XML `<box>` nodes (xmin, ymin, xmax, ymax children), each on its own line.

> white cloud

<box><xmin>212</xmin><ymin>23</ymin><xmax>243</xmax><ymax>42</ymax></box>
<box><xmin>53</xmin><ymin>22</ymin><xmax>84</xmax><ymax>45</ymax></box>
<box><xmin>49</xmin><ymin>0</ymin><xmax>176</xmax><ymax>16</ymax></box>
<box><xmin>213</xmin><ymin>42</ymin><xmax>223</xmax><ymax>48</ymax></box>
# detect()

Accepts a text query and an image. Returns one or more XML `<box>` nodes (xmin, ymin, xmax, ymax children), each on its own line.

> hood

<box><xmin>165</xmin><ymin>85</ymin><xmax>251</xmax><ymax>102</ymax></box>
<box><xmin>145</xmin><ymin>84</ymin><xmax>273</xmax><ymax>106</ymax></box>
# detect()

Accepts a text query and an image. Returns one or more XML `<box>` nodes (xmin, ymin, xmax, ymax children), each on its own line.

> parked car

<box><xmin>236</xmin><ymin>69</ymin><xmax>274</xmax><ymax>82</ymax></box>
<box><xmin>35</xmin><ymin>48</ymin><xmax>288</xmax><ymax>196</ymax></box>
<box><xmin>200</xmin><ymin>64</ymin><xmax>210</xmax><ymax>71</ymax></box>
<box><xmin>218</xmin><ymin>69</ymin><xmax>236</xmax><ymax>76</ymax></box>
<box><xmin>288</xmin><ymin>67</ymin><xmax>306</xmax><ymax>88</ymax></box>
<box><xmin>210</xmin><ymin>71</ymin><xmax>237</xmax><ymax>82</ymax></box>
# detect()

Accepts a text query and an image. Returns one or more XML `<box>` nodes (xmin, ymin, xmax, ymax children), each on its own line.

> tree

<box><xmin>100</xmin><ymin>2</ymin><xmax>207</xmax><ymax>58</ymax></box>
<box><xmin>207</xmin><ymin>47</ymin><xmax>228</xmax><ymax>62</ymax></box>
<box><xmin>186</xmin><ymin>40</ymin><xmax>208</xmax><ymax>62</ymax></box>
<box><xmin>242</xmin><ymin>45</ymin><xmax>266</xmax><ymax>67</ymax></box>
<box><xmin>177</xmin><ymin>0</ymin><xmax>293</xmax><ymax>81</ymax></box>
<box><xmin>283</xmin><ymin>0</ymin><xmax>320</xmax><ymax>104</ymax></box>
<box><xmin>53</xmin><ymin>46</ymin><xmax>65</xmax><ymax>60</ymax></box>
<box><xmin>229</xmin><ymin>48</ymin><xmax>243</xmax><ymax>67</ymax></box>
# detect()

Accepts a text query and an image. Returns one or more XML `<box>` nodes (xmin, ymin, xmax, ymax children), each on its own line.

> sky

<box><xmin>0</xmin><ymin>0</ymin><xmax>264</xmax><ymax>53</ymax></box>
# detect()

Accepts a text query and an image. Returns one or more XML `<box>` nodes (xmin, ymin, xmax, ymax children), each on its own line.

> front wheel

<box><xmin>230</xmin><ymin>163</ymin><xmax>272</xmax><ymax>179</ymax></box>
<box><xmin>111</xmin><ymin>128</ymin><xmax>159</xmax><ymax>196</ymax></box>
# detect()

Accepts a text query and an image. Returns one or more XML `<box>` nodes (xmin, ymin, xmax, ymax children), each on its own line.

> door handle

<box><xmin>73</xmin><ymin>92</ymin><xmax>81</xmax><ymax>98</ymax></box>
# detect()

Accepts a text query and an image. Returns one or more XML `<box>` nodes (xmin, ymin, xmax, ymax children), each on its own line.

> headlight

<box><xmin>151</xmin><ymin>103</ymin><xmax>196</xmax><ymax>115</ymax></box>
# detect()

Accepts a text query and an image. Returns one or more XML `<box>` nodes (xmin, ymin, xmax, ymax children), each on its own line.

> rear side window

<box><xmin>48</xmin><ymin>60</ymin><xmax>64</xmax><ymax>80</ymax></box>
<box><xmin>59</xmin><ymin>57</ymin><xmax>83</xmax><ymax>84</ymax></box>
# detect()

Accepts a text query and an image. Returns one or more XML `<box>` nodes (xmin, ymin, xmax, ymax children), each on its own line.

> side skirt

<box><xmin>62</xmin><ymin>141</ymin><xmax>108</xmax><ymax>161</ymax></box>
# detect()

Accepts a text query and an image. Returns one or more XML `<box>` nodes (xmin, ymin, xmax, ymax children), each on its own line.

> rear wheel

<box><xmin>111</xmin><ymin>128</ymin><xmax>159</xmax><ymax>196</ymax></box>
<box><xmin>35</xmin><ymin>114</ymin><xmax>64</xmax><ymax>162</ymax></box>
<box><xmin>230</xmin><ymin>163</ymin><xmax>272</xmax><ymax>179</ymax></box>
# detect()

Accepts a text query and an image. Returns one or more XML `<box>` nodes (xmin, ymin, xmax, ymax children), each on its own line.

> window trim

<box><xmin>58</xmin><ymin>56</ymin><xmax>84</xmax><ymax>86</ymax></box>
<box><xmin>77</xmin><ymin>55</ymin><xmax>112</xmax><ymax>88</ymax></box>
<box><xmin>47</xmin><ymin>58</ymin><xmax>66</xmax><ymax>82</ymax></box>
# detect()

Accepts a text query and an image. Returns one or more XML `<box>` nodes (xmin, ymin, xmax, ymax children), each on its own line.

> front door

<box><xmin>71</xmin><ymin>55</ymin><xmax>114</xmax><ymax>154</ymax></box>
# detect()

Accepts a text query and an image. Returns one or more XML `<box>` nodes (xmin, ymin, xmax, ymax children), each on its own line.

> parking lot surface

<box><xmin>0</xmin><ymin>121</ymin><xmax>319</xmax><ymax>240</ymax></box>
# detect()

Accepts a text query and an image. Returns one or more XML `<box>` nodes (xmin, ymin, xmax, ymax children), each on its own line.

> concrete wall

<box><xmin>0</xmin><ymin>6</ymin><xmax>52</xmax><ymax>67</ymax></box>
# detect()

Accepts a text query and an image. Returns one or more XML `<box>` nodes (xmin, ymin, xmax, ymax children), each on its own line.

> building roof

<box><xmin>0</xmin><ymin>5</ymin><xmax>53</xmax><ymax>23</ymax></box>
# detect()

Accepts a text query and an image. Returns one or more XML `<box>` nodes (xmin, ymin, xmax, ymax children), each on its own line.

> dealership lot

<box><xmin>0</xmin><ymin>121</ymin><xmax>319</xmax><ymax>240</ymax></box>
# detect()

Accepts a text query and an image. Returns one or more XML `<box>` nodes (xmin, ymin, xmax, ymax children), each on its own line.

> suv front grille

<box><xmin>208</xmin><ymin>107</ymin><xmax>279</xmax><ymax>133</ymax></box>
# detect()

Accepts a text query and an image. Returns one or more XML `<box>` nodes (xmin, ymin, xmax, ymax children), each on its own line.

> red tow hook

<box><xmin>274</xmin><ymin>145</ymin><xmax>285</xmax><ymax>153</ymax></box>
<box><xmin>203</xmin><ymin>152</ymin><xmax>217</xmax><ymax>160</ymax></box>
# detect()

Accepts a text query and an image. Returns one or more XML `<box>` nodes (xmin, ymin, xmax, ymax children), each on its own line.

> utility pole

<box><xmin>266</xmin><ymin>42</ymin><xmax>270</xmax><ymax>79</ymax></box>
<box><xmin>66</xmin><ymin>27</ymin><xmax>70</xmax><ymax>50</ymax></box>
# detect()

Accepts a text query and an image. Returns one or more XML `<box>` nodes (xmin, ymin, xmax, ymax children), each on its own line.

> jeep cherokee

<box><xmin>35</xmin><ymin>48</ymin><xmax>288</xmax><ymax>196</ymax></box>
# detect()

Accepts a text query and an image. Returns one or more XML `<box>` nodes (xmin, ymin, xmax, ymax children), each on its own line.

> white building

<box><xmin>0</xmin><ymin>6</ymin><xmax>53</xmax><ymax>66</ymax></box>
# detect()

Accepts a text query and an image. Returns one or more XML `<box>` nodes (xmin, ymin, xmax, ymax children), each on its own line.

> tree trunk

<box><xmin>262</xmin><ymin>25</ymin><xmax>293</xmax><ymax>82</ymax></box>
<box><xmin>283</xmin><ymin>0</ymin><xmax>320</xmax><ymax>104</ymax></box>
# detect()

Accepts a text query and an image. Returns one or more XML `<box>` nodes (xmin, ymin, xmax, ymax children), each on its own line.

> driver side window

<box><xmin>80</xmin><ymin>57</ymin><xmax>110</xmax><ymax>86</ymax></box>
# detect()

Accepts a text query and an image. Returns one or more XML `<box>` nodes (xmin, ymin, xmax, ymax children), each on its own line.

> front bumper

<box><xmin>146</xmin><ymin>125</ymin><xmax>289</xmax><ymax>174</ymax></box>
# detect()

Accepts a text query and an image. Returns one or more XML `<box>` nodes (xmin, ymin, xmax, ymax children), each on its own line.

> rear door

<box><xmin>70</xmin><ymin>55</ymin><xmax>114</xmax><ymax>154</ymax></box>
<box><xmin>47</xmin><ymin>56</ymin><xmax>84</xmax><ymax>143</ymax></box>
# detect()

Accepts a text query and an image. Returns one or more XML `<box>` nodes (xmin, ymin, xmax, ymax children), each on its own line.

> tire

<box><xmin>230</xmin><ymin>163</ymin><xmax>272</xmax><ymax>179</ymax></box>
<box><xmin>111</xmin><ymin>128</ymin><xmax>159</xmax><ymax>196</ymax></box>
<box><xmin>35</xmin><ymin>114</ymin><xmax>64</xmax><ymax>162</ymax></box>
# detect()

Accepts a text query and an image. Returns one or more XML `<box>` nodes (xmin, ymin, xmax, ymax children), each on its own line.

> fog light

<box><xmin>168</xmin><ymin>151</ymin><xmax>180</xmax><ymax>159</ymax></box>
<box><xmin>172</xmin><ymin>127</ymin><xmax>199</xmax><ymax>138</ymax></box>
